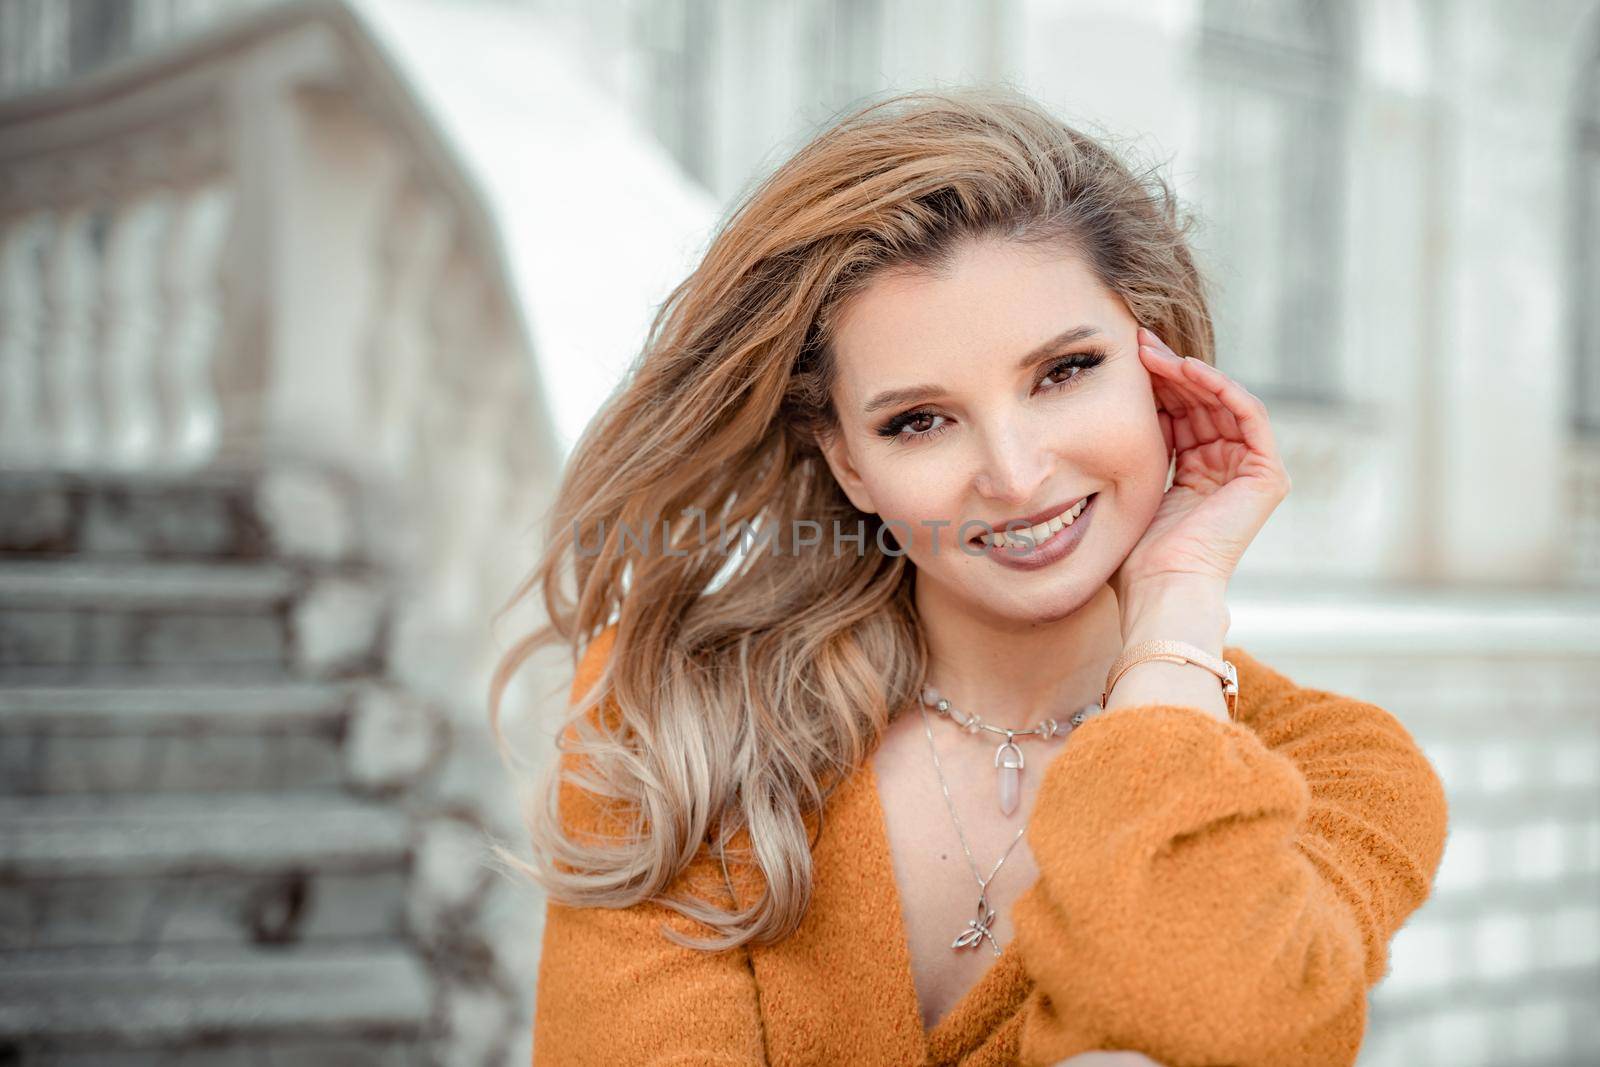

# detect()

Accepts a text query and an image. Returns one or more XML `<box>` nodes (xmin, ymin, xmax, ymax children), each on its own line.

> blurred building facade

<box><xmin>1</xmin><ymin>0</ymin><xmax>1596</xmax><ymax>1065</ymax></box>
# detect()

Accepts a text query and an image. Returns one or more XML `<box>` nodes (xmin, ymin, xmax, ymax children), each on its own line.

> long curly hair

<box><xmin>489</xmin><ymin>84</ymin><xmax>1214</xmax><ymax>951</ymax></box>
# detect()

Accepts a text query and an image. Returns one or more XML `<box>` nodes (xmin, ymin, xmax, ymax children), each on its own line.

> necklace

<box><xmin>915</xmin><ymin>681</ymin><xmax>1102</xmax><ymax>956</ymax></box>
<box><xmin>917</xmin><ymin>698</ymin><xmax>1022</xmax><ymax>956</ymax></box>
<box><xmin>917</xmin><ymin>683</ymin><xmax>1101</xmax><ymax>815</ymax></box>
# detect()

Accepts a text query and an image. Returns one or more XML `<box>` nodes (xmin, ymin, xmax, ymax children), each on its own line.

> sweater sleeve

<box><xmin>530</xmin><ymin>625</ymin><xmax>767</xmax><ymax>1067</ymax></box>
<box><xmin>1009</xmin><ymin>647</ymin><xmax>1450</xmax><ymax>1067</ymax></box>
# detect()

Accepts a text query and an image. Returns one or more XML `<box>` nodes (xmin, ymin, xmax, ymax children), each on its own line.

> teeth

<box><xmin>978</xmin><ymin>495</ymin><xmax>1092</xmax><ymax>548</ymax></box>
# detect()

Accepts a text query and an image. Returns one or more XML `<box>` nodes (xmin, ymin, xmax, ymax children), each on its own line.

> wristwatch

<box><xmin>1102</xmin><ymin>639</ymin><xmax>1239</xmax><ymax>721</ymax></box>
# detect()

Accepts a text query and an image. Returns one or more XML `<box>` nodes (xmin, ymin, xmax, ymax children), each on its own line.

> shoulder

<box><xmin>553</xmin><ymin>621</ymin><xmax>631</xmax><ymax>845</ymax></box>
<box><xmin>553</xmin><ymin>622</ymin><xmax>762</xmax><ymax>905</ymax></box>
<box><xmin>569</xmin><ymin>621</ymin><xmax>622</xmax><ymax>717</ymax></box>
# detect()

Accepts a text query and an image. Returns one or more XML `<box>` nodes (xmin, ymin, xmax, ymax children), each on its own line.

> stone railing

<box><xmin>0</xmin><ymin>0</ymin><xmax>562</xmax><ymax>724</ymax></box>
<box><xmin>0</xmin><ymin>0</ymin><xmax>565</xmax><ymax>1060</ymax></box>
<box><xmin>0</xmin><ymin>1</ymin><xmax>292</xmax><ymax>100</ymax></box>
<box><xmin>0</xmin><ymin>0</ymin><xmax>556</xmax><ymax>468</ymax></box>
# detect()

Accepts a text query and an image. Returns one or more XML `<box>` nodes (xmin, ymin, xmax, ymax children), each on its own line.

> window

<box><xmin>1573</xmin><ymin>30</ymin><xmax>1600</xmax><ymax>438</ymax></box>
<box><xmin>1196</xmin><ymin>0</ymin><xmax>1353</xmax><ymax>403</ymax></box>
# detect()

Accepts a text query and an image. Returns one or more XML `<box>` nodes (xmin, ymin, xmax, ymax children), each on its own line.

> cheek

<box><xmin>1099</xmin><ymin>409</ymin><xmax>1166</xmax><ymax>470</ymax></box>
<box><xmin>860</xmin><ymin>462</ymin><xmax>963</xmax><ymax>551</ymax></box>
<box><xmin>1024</xmin><ymin>380</ymin><xmax>1162</xmax><ymax>478</ymax></box>
<box><xmin>1093</xmin><ymin>420</ymin><xmax>1171</xmax><ymax>527</ymax></box>
<box><xmin>1080</xmin><ymin>377</ymin><xmax>1167</xmax><ymax>469</ymax></box>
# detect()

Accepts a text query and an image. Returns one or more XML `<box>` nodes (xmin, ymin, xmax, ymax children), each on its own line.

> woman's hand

<box><xmin>1108</xmin><ymin>325</ymin><xmax>1292</xmax><ymax>609</ymax></box>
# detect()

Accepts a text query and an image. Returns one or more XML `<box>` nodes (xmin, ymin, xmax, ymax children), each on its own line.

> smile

<box><xmin>970</xmin><ymin>492</ymin><xmax>1098</xmax><ymax>570</ymax></box>
<box><xmin>973</xmin><ymin>494</ymin><xmax>1092</xmax><ymax>548</ymax></box>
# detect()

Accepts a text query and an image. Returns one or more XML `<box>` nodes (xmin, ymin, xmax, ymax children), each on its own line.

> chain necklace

<box><xmin>916</xmin><ymin>682</ymin><xmax>1101</xmax><ymax>955</ymax></box>
<box><xmin>918</xmin><ymin>683</ymin><xmax>1100</xmax><ymax>815</ymax></box>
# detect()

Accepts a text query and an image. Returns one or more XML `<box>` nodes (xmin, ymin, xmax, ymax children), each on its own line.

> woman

<box><xmin>493</xmin><ymin>86</ymin><xmax>1450</xmax><ymax>1066</ymax></box>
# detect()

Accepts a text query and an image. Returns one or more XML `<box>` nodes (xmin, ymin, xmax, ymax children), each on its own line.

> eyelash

<box><xmin>875</xmin><ymin>348</ymin><xmax>1110</xmax><ymax>446</ymax></box>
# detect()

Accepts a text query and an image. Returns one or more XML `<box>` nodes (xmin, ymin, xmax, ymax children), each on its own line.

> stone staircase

<box><xmin>0</xmin><ymin>468</ymin><xmax>480</xmax><ymax>1065</ymax></box>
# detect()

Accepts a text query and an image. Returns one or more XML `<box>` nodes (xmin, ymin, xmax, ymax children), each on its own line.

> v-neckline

<box><xmin>827</xmin><ymin>646</ymin><xmax>1256</xmax><ymax>1062</ymax></box>
<box><xmin>860</xmin><ymin>752</ymin><xmax>1030</xmax><ymax>1057</ymax></box>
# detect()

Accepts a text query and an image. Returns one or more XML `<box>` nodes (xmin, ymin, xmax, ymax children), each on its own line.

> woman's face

<box><xmin>817</xmin><ymin>235</ymin><xmax>1170</xmax><ymax>623</ymax></box>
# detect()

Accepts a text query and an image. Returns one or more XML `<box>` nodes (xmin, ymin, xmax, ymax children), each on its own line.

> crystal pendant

<box><xmin>996</xmin><ymin>740</ymin><xmax>1024</xmax><ymax>816</ymax></box>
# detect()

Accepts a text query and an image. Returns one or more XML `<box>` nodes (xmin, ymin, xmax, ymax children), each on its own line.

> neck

<box><xmin>912</xmin><ymin>577</ymin><xmax>1125</xmax><ymax>732</ymax></box>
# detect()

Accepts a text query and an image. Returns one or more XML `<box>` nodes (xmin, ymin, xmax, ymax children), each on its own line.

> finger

<box><xmin>1140</xmin><ymin>330</ymin><xmax>1241</xmax><ymax>432</ymax></box>
<box><xmin>1173</xmin><ymin>366</ymin><xmax>1241</xmax><ymax>441</ymax></box>
<box><xmin>1204</xmin><ymin>391</ymin><xmax>1243</xmax><ymax>441</ymax></box>
<box><xmin>1139</xmin><ymin>335</ymin><xmax>1220</xmax><ymax>413</ymax></box>
<box><xmin>1149</xmin><ymin>376</ymin><xmax>1200</xmax><ymax>452</ymax></box>
<box><xmin>1144</xmin><ymin>352</ymin><xmax>1181</xmax><ymax>410</ymax></box>
<box><xmin>1142</xmin><ymin>345</ymin><xmax>1225</xmax><ymax>443</ymax></box>
<box><xmin>1140</xmin><ymin>341</ymin><xmax>1209</xmax><ymax>411</ymax></box>
<box><xmin>1179</xmin><ymin>356</ymin><xmax>1281</xmax><ymax>460</ymax></box>
<box><xmin>1141</xmin><ymin>339</ymin><xmax>1242</xmax><ymax>442</ymax></box>
<box><xmin>1179</xmin><ymin>355</ymin><xmax>1270</xmax><ymax>450</ymax></box>
<box><xmin>1178</xmin><ymin>377</ymin><xmax>1221</xmax><ymax>441</ymax></box>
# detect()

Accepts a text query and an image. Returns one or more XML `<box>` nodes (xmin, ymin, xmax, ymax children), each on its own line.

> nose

<box><xmin>972</xmin><ymin>419</ymin><xmax>1053</xmax><ymax>505</ymax></box>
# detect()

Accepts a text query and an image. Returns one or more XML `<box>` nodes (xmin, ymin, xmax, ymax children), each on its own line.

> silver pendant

<box><xmin>951</xmin><ymin>893</ymin><xmax>1001</xmax><ymax>955</ymax></box>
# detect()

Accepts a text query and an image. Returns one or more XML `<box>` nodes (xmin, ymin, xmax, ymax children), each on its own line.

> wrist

<box><xmin>1118</xmin><ymin>577</ymin><xmax>1230</xmax><ymax>651</ymax></box>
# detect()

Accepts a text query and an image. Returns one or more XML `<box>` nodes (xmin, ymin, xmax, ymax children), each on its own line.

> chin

<box><xmin>945</xmin><ymin>565</ymin><xmax>1105</xmax><ymax>625</ymax></box>
<box><xmin>1019</xmin><ymin>579</ymin><xmax>1104</xmax><ymax>623</ymax></box>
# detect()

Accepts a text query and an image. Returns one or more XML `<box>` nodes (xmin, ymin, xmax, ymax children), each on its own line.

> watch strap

<box><xmin>1101</xmin><ymin>638</ymin><xmax>1239</xmax><ymax>720</ymax></box>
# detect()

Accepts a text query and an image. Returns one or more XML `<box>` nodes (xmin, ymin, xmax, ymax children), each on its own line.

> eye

<box><xmin>1038</xmin><ymin>349</ymin><xmax>1108</xmax><ymax>392</ymax></box>
<box><xmin>876</xmin><ymin>409</ymin><xmax>948</xmax><ymax>446</ymax></box>
<box><xmin>872</xmin><ymin>347</ymin><xmax>1109</xmax><ymax>447</ymax></box>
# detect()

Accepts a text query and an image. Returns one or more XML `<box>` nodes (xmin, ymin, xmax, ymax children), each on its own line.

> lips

<box><xmin>977</xmin><ymin>491</ymin><xmax>1097</xmax><ymax>569</ymax></box>
<box><xmin>967</xmin><ymin>493</ymin><xmax>1095</xmax><ymax>545</ymax></box>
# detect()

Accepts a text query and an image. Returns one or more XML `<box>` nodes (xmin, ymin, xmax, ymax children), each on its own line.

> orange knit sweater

<box><xmin>532</xmin><ymin>625</ymin><xmax>1450</xmax><ymax>1066</ymax></box>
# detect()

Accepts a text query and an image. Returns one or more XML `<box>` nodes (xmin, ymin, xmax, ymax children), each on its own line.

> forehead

<box><xmin>828</xmin><ymin>238</ymin><xmax>1123</xmax><ymax>380</ymax></box>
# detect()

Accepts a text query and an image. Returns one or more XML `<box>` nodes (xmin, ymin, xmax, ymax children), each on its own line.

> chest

<box><xmin>868</xmin><ymin>718</ymin><xmax>1055</xmax><ymax>1032</ymax></box>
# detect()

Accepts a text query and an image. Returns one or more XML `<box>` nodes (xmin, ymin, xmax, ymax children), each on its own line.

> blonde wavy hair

<box><xmin>489</xmin><ymin>85</ymin><xmax>1215</xmax><ymax>951</ymax></box>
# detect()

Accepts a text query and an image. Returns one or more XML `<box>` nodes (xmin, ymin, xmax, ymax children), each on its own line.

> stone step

<box><xmin>0</xmin><ymin>466</ymin><xmax>356</xmax><ymax>566</ymax></box>
<box><xmin>0</xmin><ymin>468</ymin><xmax>270</xmax><ymax>562</ymax></box>
<box><xmin>0</xmin><ymin>794</ymin><xmax>414</xmax><ymax>952</ymax></box>
<box><xmin>0</xmin><ymin>558</ymin><xmax>301</xmax><ymax>609</ymax></box>
<box><xmin>0</xmin><ymin>864</ymin><xmax>410</xmax><ymax>953</ymax></box>
<box><xmin>0</xmin><ymin>559</ymin><xmax>387</xmax><ymax>683</ymax></box>
<box><xmin>0</xmin><ymin>943</ymin><xmax>432</xmax><ymax>1051</ymax></box>
<box><xmin>0</xmin><ymin>682</ymin><xmax>352</xmax><ymax>795</ymax></box>
<box><xmin>0</xmin><ymin>681</ymin><xmax>351</xmax><ymax>731</ymax></box>
<box><xmin>0</xmin><ymin>559</ymin><xmax>301</xmax><ymax>682</ymax></box>
<box><xmin>0</xmin><ymin>792</ymin><xmax>412</xmax><ymax>879</ymax></box>
<box><xmin>10</xmin><ymin>1038</ymin><xmax>431</xmax><ymax>1066</ymax></box>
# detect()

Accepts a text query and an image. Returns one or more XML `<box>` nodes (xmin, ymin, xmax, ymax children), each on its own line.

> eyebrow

<box><xmin>860</xmin><ymin>324</ymin><xmax>1106</xmax><ymax>417</ymax></box>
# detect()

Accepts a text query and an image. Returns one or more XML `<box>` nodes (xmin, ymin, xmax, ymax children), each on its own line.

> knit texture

<box><xmin>532</xmin><ymin>624</ymin><xmax>1449</xmax><ymax>1066</ymax></box>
